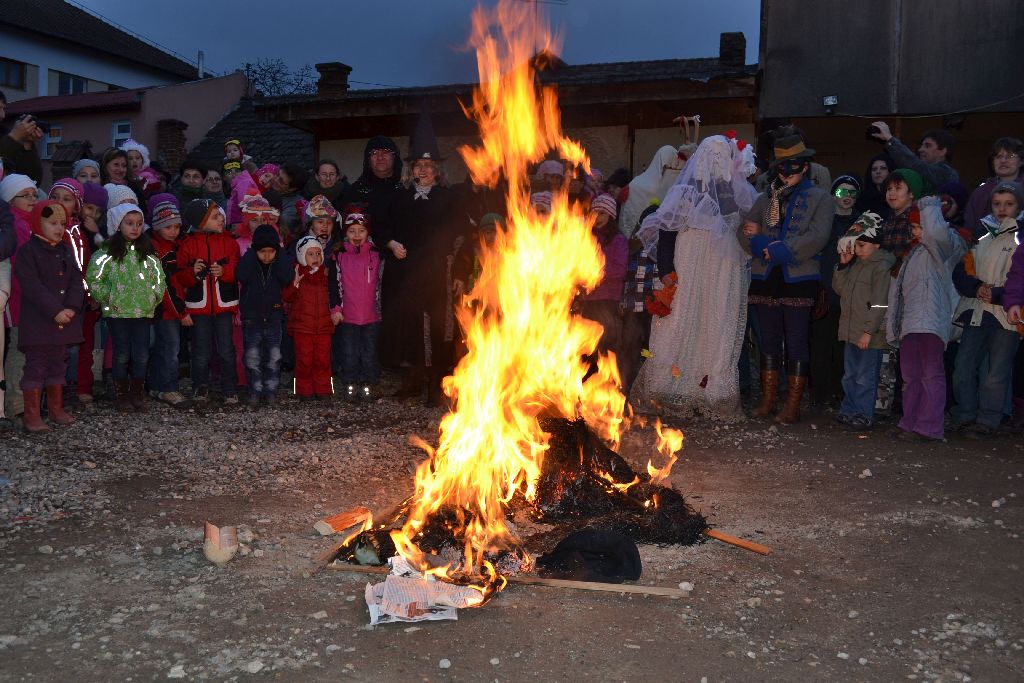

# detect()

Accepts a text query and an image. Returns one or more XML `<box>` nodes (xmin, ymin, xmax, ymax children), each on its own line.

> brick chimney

<box><xmin>315</xmin><ymin>62</ymin><xmax>353</xmax><ymax>96</ymax></box>
<box><xmin>157</xmin><ymin>119</ymin><xmax>189</xmax><ymax>173</ymax></box>
<box><xmin>719</xmin><ymin>32</ymin><xmax>746</xmax><ymax>68</ymax></box>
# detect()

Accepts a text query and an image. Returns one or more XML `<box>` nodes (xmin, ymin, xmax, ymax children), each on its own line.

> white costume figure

<box><xmin>619</xmin><ymin>146</ymin><xmax>685</xmax><ymax>237</ymax></box>
<box><xmin>630</xmin><ymin>135</ymin><xmax>758</xmax><ymax>420</ymax></box>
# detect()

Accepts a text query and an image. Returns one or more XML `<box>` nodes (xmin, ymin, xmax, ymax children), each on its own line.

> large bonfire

<box><xmin>378</xmin><ymin>0</ymin><xmax>684</xmax><ymax>594</ymax></box>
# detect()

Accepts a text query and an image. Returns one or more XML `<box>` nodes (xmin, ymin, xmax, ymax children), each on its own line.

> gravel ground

<box><xmin>1</xmin><ymin>384</ymin><xmax>1022</xmax><ymax>682</ymax></box>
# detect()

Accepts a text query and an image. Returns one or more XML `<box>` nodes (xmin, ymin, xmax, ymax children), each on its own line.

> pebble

<box><xmin>489</xmin><ymin>658</ymin><xmax>500</xmax><ymax>665</ymax></box>
<box><xmin>37</xmin><ymin>545</ymin><xmax>54</xmax><ymax>554</ymax></box>
<box><xmin>167</xmin><ymin>664</ymin><xmax>186</xmax><ymax>678</ymax></box>
<box><xmin>246</xmin><ymin>660</ymin><xmax>264</xmax><ymax>674</ymax></box>
<box><xmin>253</xmin><ymin>549</ymin><xmax>265</xmax><ymax>558</ymax></box>
<box><xmin>858</xmin><ymin>657</ymin><xmax>868</xmax><ymax>665</ymax></box>
<box><xmin>859</xmin><ymin>469</ymin><xmax>872</xmax><ymax>479</ymax></box>
<box><xmin>311</xmin><ymin>610</ymin><xmax>328</xmax><ymax>620</ymax></box>
<box><xmin>678</xmin><ymin>581</ymin><xmax>694</xmax><ymax>593</ymax></box>
<box><xmin>439</xmin><ymin>658</ymin><xmax>452</xmax><ymax>669</ymax></box>
<box><xmin>848</xmin><ymin>610</ymin><xmax>859</xmax><ymax>618</ymax></box>
<box><xmin>837</xmin><ymin>652</ymin><xmax>849</xmax><ymax>660</ymax></box>
<box><xmin>326</xmin><ymin>645</ymin><xmax>342</xmax><ymax>653</ymax></box>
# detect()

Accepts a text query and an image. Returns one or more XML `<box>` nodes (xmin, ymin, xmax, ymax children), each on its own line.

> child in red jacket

<box><xmin>283</xmin><ymin>235</ymin><xmax>340</xmax><ymax>399</ymax></box>
<box><xmin>147</xmin><ymin>194</ymin><xmax>192</xmax><ymax>408</ymax></box>
<box><xmin>176</xmin><ymin>199</ymin><xmax>241</xmax><ymax>404</ymax></box>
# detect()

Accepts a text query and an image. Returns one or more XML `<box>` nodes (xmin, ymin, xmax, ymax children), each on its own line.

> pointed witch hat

<box><xmin>406</xmin><ymin>111</ymin><xmax>444</xmax><ymax>162</ymax></box>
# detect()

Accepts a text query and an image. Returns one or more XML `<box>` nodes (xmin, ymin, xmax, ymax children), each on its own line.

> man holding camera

<box><xmin>870</xmin><ymin>121</ymin><xmax>959</xmax><ymax>192</ymax></box>
<box><xmin>0</xmin><ymin>91</ymin><xmax>44</xmax><ymax>183</ymax></box>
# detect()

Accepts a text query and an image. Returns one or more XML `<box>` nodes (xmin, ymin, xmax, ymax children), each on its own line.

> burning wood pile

<box><xmin>315</xmin><ymin>1</ymin><xmax>765</xmax><ymax>613</ymax></box>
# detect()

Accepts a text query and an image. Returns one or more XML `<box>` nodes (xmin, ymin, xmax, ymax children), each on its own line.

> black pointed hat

<box><xmin>406</xmin><ymin>111</ymin><xmax>443</xmax><ymax>162</ymax></box>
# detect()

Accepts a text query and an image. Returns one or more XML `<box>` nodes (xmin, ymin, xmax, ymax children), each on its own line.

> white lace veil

<box><xmin>637</xmin><ymin>135</ymin><xmax>757</xmax><ymax>258</ymax></box>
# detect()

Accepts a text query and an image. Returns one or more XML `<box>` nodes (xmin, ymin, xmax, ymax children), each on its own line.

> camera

<box><xmin>22</xmin><ymin>115</ymin><xmax>50</xmax><ymax>134</ymax></box>
<box><xmin>865</xmin><ymin>124</ymin><xmax>882</xmax><ymax>142</ymax></box>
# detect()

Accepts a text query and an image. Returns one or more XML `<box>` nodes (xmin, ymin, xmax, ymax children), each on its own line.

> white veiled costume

<box><xmin>629</xmin><ymin>135</ymin><xmax>758</xmax><ymax>420</ymax></box>
<box><xmin>619</xmin><ymin>146</ymin><xmax>684</xmax><ymax>237</ymax></box>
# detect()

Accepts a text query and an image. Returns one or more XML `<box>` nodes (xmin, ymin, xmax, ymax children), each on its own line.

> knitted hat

<box><xmin>71</xmin><ymin>158</ymin><xmax>100</xmax><ymax>178</ymax></box>
<box><xmin>0</xmin><ymin>173</ymin><xmax>36</xmax><ymax>202</ymax></box>
<box><xmin>148</xmin><ymin>193</ymin><xmax>182</xmax><ymax>232</ymax></box>
<box><xmin>107</xmin><ymin>203</ymin><xmax>144</xmax><ymax>233</ymax></box>
<box><xmin>183</xmin><ymin>198</ymin><xmax>224</xmax><ymax>231</ymax></box>
<box><xmin>224</xmin><ymin>138</ymin><xmax>244</xmax><ymax>156</ymax></box>
<box><xmin>536</xmin><ymin>160</ymin><xmax>564</xmax><ymax>178</ymax></box>
<box><xmin>343</xmin><ymin>207</ymin><xmax>371</xmax><ymax>231</ymax></box>
<box><xmin>120</xmin><ymin>139</ymin><xmax>150</xmax><ymax>168</ymax></box>
<box><xmin>531</xmin><ymin>191</ymin><xmax>553</xmax><ymax>212</ymax></box>
<box><xmin>937</xmin><ymin>181</ymin><xmax>969</xmax><ymax>212</ymax></box>
<box><xmin>305</xmin><ymin>194</ymin><xmax>338</xmax><ymax>223</ymax></box>
<box><xmin>837</xmin><ymin>211</ymin><xmax>884</xmax><ymax>252</ymax></box>
<box><xmin>251</xmin><ymin>224</ymin><xmax>281</xmax><ymax>252</ymax></box>
<box><xmin>831</xmin><ymin>174</ymin><xmax>862</xmax><ymax>194</ymax></box>
<box><xmin>890</xmin><ymin>168</ymin><xmax>924</xmax><ymax>199</ymax></box>
<box><xmin>479</xmin><ymin>212</ymin><xmax>504</xmax><ymax>232</ymax></box>
<box><xmin>239</xmin><ymin>193</ymin><xmax>280</xmax><ymax>221</ymax></box>
<box><xmin>990</xmin><ymin>181</ymin><xmax>1024</xmax><ymax>211</ymax></box>
<box><xmin>48</xmin><ymin>177</ymin><xmax>84</xmax><ymax>212</ymax></box>
<box><xmin>295</xmin><ymin>235</ymin><xmax>323</xmax><ymax>269</ymax></box>
<box><xmin>31</xmin><ymin>200</ymin><xmax>67</xmax><ymax>241</ymax></box>
<box><xmin>104</xmin><ymin>183</ymin><xmax>138</xmax><ymax>209</ymax></box>
<box><xmin>82</xmin><ymin>182</ymin><xmax>108</xmax><ymax>209</ymax></box>
<box><xmin>591</xmin><ymin>193</ymin><xmax>618</xmax><ymax>219</ymax></box>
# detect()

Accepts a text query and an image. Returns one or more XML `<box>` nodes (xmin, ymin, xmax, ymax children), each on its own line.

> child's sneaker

<box><xmin>158</xmin><ymin>391</ymin><xmax>193</xmax><ymax>409</ymax></box>
<box><xmin>361</xmin><ymin>385</ymin><xmax>372</xmax><ymax>401</ymax></box>
<box><xmin>223</xmin><ymin>395</ymin><xmax>239</xmax><ymax>406</ymax></box>
<box><xmin>345</xmin><ymin>384</ymin><xmax>357</xmax><ymax>403</ymax></box>
<box><xmin>193</xmin><ymin>388</ymin><xmax>209</xmax><ymax>403</ymax></box>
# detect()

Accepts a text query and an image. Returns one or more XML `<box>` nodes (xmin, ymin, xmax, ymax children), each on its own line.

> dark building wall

<box><xmin>759</xmin><ymin>0</ymin><xmax>1024</xmax><ymax>118</ymax></box>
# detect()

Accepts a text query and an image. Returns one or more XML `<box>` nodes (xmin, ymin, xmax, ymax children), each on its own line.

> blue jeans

<box><xmin>107</xmin><ymin>317</ymin><xmax>151</xmax><ymax>381</ymax></box>
<box><xmin>243</xmin><ymin>317</ymin><xmax>283</xmax><ymax>396</ymax></box>
<box><xmin>839</xmin><ymin>343</ymin><xmax>883</xmax><ymax>421</ymax></box>
<box><xmin>191</xmin><ymin>312</ymin><xmax>237</xmax><ymax>395</ymax></box>
<box><xmin>149</xmin><ymin>319</ymin><xmax>181</xmax><ymax>393</ymax></box>
<box><xmin>952</xmin><ymin>325</ymin><xmax>1020</xmax><ymax>428</ymax></box>
<box><xmin>753</xmin><ymin>304</ymin><xmax>812</xmax><ymax>362</ymax></box>
<box><xmin>339</xmin><ymin>322</ymin><xmax>381</xmax><ymax>385</ymax></box>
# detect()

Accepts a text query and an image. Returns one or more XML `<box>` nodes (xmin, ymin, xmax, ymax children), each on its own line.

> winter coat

<box><xmin>13</xmin><ymin>236</ymin><xmax>84</xmax><ymax>347</ymax></box>
<box><xmin>1001</xmin><ymin>231</ymin><xmax>1024</xmax><ymax>311</ymax></box>
<box><xmin>86</xmin><ymin>242</ymin><xmax>165</xmax><ymax>319</ymax></box>
<box><xmin>0</xmin><ymin>198</ymin><xmax>16</xmax><ymax>261</ymax></box>
<box><xmin>278</xmin><ymin>191</ymin><xmax>304</xmax><ymax>241</ymax></box>
<box><xmin>334</xmin><ymin>241</ymin><xmax>383</xmax><ymax>325</ymax></box>
<box><xmin>886</xmin><ymin>197</ymin><xmax>967</xmax><ymax>345</ymax></box>
<box><xmin>585</xmin><ymin>233</ymin><xmax>629</xmax><ymax>301</ymax></box>
<box><xmin>831</xmin><ymin>247</ymin><xmax>896</xmax><ymax>348</ymax></box>
<box><xmin>237</xmin><ymin>250</ymin><xmax>292</xmax><ymax>322</ymax></box>
<box><xmin>963</xmin><ymin>175</ymin><xmax>1024</xmax><ymax>237</ymax></box>
<box><xmin>149</xmin><ymin>231</ymin><xmax>188</xmax><ymax>321</ymax></box>
<box><xmin>952</xmin><ymin>216</ymin><xmax>1020</xmax><ymax>332</ymax></box>
<box><xmin>821</xmin><ymin>213</ymin><xmax>857</xmax><ymax>307</ymax></box>
<box><xmin>339</xmin><ymin>136</ymin><xmax>405</xmax><ymax>246</ymax></box>
<box><xmin>6</xmin><ymin>204</ymin><xmax>35</xmax><ymax>327</ymax></box>
<box><xmin>283</xmin><ymin>265</ymin><xmax>337</xmax><ymax>336</ymax></box>
<box><xmin>742</xmin><ymin>178</ymin><xmax>835</xmax><ymax>283</ymax></box>
<box><xmin>228</xmin><ymin>172</ymin><xmax>259</xmax><ymax>228</ymax></box>
<box><xmin>0</xmin><ymin>124</ymin><xmax>42</xmax><ymax>182</ymax></box>
<box><xmin>175</xmin><ymin>230</ymin><xmax>240</xmax><ymax>315</ymax></box>
<box><xmin>885</xmin><ymin>137</ymin><xmax>960</xmax><ymax>191</ymax></box>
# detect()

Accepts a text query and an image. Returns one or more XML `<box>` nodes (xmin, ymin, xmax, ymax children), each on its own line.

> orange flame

<box><xmin>389</xmin><ymin>0</ymin><xmax>681</xmax><ymax>588</ymax></box>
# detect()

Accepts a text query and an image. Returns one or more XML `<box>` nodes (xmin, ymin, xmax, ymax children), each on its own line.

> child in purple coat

<box><xmin>14</xmin><ymin>201</ymin><xmax>84</xmax><ymax>432</ymax></box>
<box><xmin>333</xmin><ymin>208</ymin><xmax>383</xmax><ymax>401</ymax></box>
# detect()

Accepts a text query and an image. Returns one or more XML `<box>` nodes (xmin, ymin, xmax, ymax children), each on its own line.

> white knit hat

<box><xmin>0</xmin><ymin>173</ymin><xmax>37</xmax><ymax>203</ymax></box>
<box><xmin>104</xmin><ymin>183</ymin><xmax>138</xmax><ymax>209</ymax></box>
<box><xmin>107</xmin><ymin>203</ymin><xmax>144</xmax><ymax>233</ymax></box>
<box><xmin>295</xmin><ymin>235</ymin><xmax>324</xmax><ymax>272</ymax></box>
<box><xmin>120</xmin><ymin>139</ymin><xmax>150</xmax><ymax>168</ymax></box>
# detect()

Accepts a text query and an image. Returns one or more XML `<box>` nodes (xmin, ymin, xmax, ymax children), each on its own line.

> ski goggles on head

<box><xmin>773</xmin><ymin>158</ymin><xmax>807</xmax><ymax>177</ymax></box>
<box><xmin>834</xmin><ymin>187</ymin><xmax>860</xmax><ymax>199</ymax></box>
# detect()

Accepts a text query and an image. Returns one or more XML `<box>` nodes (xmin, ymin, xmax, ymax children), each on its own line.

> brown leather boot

<box><xmin>751</xmin><ymin>356</ymin><xmax>780</xmax><ymax>418</ymax></box>
<box><xmin>777</xmin><ymin>361</ymin><xmax>808</xmax><ymax>425</ymax></box>
<box><xmin>45</xmin><ymin>385</ymin><xmax>75</xmax><ymax>425</ymax></box>
<box><xmin>22</xmin><ymin>388</ymin><xmax>49</xmax><ymax>433</ymax></box>
<box><xmin>129</xmin><ymin>378</ymin><xmax>147</xmax><ymax>411</ymax></box>
<box><xmin>115</xmin><ymin>380</ymin><xmax>133</xmax><ymax>413</ymax></box>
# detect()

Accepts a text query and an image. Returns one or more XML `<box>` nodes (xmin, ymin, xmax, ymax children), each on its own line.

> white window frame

<box><xmin>112</xmin><ymin>120</ymin><xmax>132</xmax><ymax>148</ymax></box>
<box><xmin>43</xmin><ymin>123</ymin><xmax>62</xmax><ymax>160</ymax></box>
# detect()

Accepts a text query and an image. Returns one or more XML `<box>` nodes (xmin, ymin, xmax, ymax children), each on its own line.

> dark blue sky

<box><xmin>74</xmin><ymin>0</ymin><xmax>761</xmax><ymax>89</ymax></box>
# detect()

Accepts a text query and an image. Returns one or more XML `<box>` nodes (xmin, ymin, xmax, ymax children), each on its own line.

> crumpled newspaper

<box><xmin>364</xmin><ymin>556</ymin><xmax>485</xmax><ymax>625</ymax></box>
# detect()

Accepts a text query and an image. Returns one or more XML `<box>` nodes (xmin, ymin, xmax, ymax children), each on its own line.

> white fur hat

<box><xmin>119</xmin><ymin>139</ymin><xmax>150</xmax><ymax>168</ymax></box>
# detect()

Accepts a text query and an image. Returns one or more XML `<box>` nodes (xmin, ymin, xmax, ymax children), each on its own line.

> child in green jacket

<box><xmin>86</xmin><ymin>204</ymin><xmax>165</xmax><ymax>411</ymax></box>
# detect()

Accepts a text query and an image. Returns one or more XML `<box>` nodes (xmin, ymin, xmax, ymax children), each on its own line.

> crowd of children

<box><xmin>0</xmin><ymin>130</ymin><xmax>1022</xmax><ymax>442</ymax></box>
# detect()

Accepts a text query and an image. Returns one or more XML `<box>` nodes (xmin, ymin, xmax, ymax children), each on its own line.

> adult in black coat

<box><xmin>0</xmin><ymin>92</ymin><xmax>44</xmax><ymax>182</ymax></box>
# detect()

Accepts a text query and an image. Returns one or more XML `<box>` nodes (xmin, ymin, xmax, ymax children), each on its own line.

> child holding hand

<box><xmin>284</xmin><ymin>235</ymin><xmax>339</xmax><ymax>399</ymax></box>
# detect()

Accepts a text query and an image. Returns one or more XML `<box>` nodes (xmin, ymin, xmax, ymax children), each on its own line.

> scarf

<box><xmin>414</xmin><ymin>183</ymin><xmax>434</xmax><ymax>201</ymax></box>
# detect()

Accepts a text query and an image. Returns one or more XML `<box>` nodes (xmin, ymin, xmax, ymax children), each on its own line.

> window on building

<box><xmin>57</xmin><ymin>71</ymin><xmax>88</xmax><ymax>95</ymax></box>
<box><xmin>112</xmin><ymin>120</ymin><xmax>132</xmax><ymax>148</ymax></box>
<box><xmin>0</xmin><ymin>58</ymin><xmax>27</xmax><ymax>90</ymax></box>
<box><xmin>43</xmin><ymin>124</ymin><xmax>63</xmax><ymax>160</ymax></box>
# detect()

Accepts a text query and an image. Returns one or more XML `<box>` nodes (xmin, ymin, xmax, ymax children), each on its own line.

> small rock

<box><xmin>253</xmin><ymin>549</ymin><xmax>265</xmax><ymax>558</ymax></box>
<box><xmin>83</xmin><ymin>461</ymin><xmax>97</xmax><ymax>469</ymax></box>
<box><xmin>858</xmin><ymin>657</ymin><xmax>868</xmax><ymax>665</ymax></box>
<box><xmin>991</xmin><ymin>499</ymin><xmax>1002</xmax><ymax>508</ymax></box>
<box><xmin>152</xmin><ymin>547</ymin><xmax>162</xmax><ymax>556</ymax></box>
<box><xmin>837</xmin><ymin>652</ymin><xmax>849</xmax><ymax>660</ymax></box>
<box><xmin>311</xmin><ymin>610</ymin><xmax>328</xmax><ymax>620</ymax></box>
<box><xmin>439</xmin><ymin>658</ymin><xmax>451</xmax><ymax>669</ymax></box>
<box><xmin>745</xmin><ymin>597</ymin><xmax>762</xmax><ymax>608</ymax></box>
<box><xmin>859</xmin><ymin>469</ymin><xmax>872</xmax><ymax>479</ymax></box>
<box><xmin>326</xmin><ymin>645</ymin><xmax>342</xmax><ymax>653</ymax></box>
<box><xmin>489</xmin><ymin>658</ymin><xmax>500</xmax><ymax>665</ymax></box>
<box><xmin>167</xmin><ymin>664</ymin><xmax>186</xmax><ymax>679</ymax></box>
<box><xmin>678</xmin><ymin>581</ymin><xmax>694</xmax><ymax>594</ymax></box>
<box><xmin>403</xmin><ymin>626</ymin><xmax>421</xmax><ymax>633</ymax></box>
<box><xmin>848</xmin><ymin>610</ymin><xmax>859</xmax><ymax>618</ymax></box>
<box><xmin>37</xmin><ymin>545</ymin><xmax>54</xmax><ymax>555</ymax></box>
<box><xmin>246</xmin><ymin>660</ymin><xmax>264</xmax><ymax>674</ymax></box>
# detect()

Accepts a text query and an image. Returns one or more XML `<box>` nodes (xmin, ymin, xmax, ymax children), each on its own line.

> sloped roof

<box><xmin>0</xmin><ymin>0</ymin><xmax>198</xmax><ymax>81</ymax></box>
<box><xmin>189</xmin><ymin>98</ymin><xmax>314</xmax><ymax>171</ymax></box>
<box><xmin>5</xmin><ymin>89</ymin><xmax>145</xmax><ymax>116</ymax></box>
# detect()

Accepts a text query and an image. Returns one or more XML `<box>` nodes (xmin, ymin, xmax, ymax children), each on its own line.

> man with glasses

<box><xmin>964</xmin><ymin>137</ymin><xmax>1024</xmax><ymax>236</ymax></box>
<box><xmin>870</xmin><ymin>121</ymin><xmax>959</xmax><ymax>192</ymax></box>
<box><xmin>740</xmin><ymin>130</ymin><xmax>834</xmax><ymax>424</ymax></box>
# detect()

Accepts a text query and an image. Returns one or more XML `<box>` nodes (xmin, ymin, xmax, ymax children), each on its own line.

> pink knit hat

<box><xmin>48</xmin><ymin>177</ymin><xmax>84</xmax><ymax>213</ymax></box>
<box><xmin>590</xmin><ymin>193</ymin><xmax>618</xmax><ymax>219</ymax></box>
